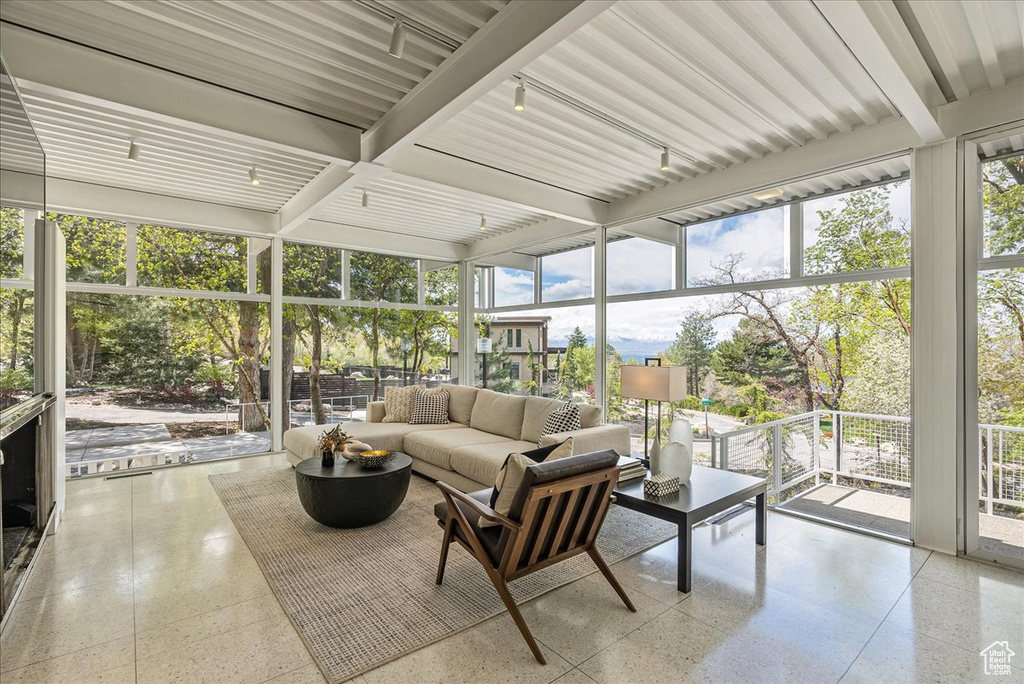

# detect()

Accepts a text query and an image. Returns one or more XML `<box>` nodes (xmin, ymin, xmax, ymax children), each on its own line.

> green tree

<box><xmin>560</xmin><ymin>326</ymin><xmax>591</xmax><ymax>394</ymax></box>
<box><xmin>665</xmin><ymin>312</ymin><xmax>715</xmax><ymax>396</ymax></box>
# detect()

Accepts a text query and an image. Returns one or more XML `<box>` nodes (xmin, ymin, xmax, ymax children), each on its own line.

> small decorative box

<box><xmin>644</xmin><ymin>473</ymin><xmax>680</xmax><ymax>497</ymax></box>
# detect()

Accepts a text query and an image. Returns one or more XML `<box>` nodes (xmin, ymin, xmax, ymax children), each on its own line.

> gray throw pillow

<box><xmin>481</xmin><ymin>438</ymin><xmax>574</xmax><ymax>528</ymax></box>
<box><xmin>410</xmin><ymin>389</ymin><xmax>449</xmax><ymax>425</ymax></box>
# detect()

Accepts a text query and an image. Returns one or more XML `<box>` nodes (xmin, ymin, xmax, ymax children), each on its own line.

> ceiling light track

<box><xmin>353</xmin><ymin>0</ymin><xmax>463</xmax><ymax>52</ymax></box>
<box><xmin>512</xmin><ymin>73</ymin><xmax>700</xmax><ymax>169</ymax></box>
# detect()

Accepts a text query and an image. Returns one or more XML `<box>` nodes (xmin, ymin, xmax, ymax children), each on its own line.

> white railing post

<box><xmin>986</xmin><ymin>425</ymin><xmax>994</xmax><ymax>515</ymax></box>
<box><xmin>721</xmin><ymin>438</ymin><xmax>729</xmax><ymax>471</ymax></box>
<box><xmin>834</xmin><ymin>412</ymin><xmax>843</xmax><ymax>482</ymax></box>
<box><xmin>772</xmin><ymin>423</ymin><xmax>783</xmax><ymax>499</ymax></box>
<box><xmin>814</xmin><ymin>411</ymin><xmax>821</xmax><ymax>486</ymax></box>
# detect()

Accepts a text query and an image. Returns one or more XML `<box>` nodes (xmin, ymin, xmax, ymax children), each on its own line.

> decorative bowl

<box><xmin>354</xmin><ymin>450</ymin><xmax>393</xmax><ymax>469</ymax></box>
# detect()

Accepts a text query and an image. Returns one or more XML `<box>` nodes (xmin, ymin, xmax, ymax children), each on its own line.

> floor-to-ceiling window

<box><xmin>279</xmin><ymin>241</ymin><xmax>458</xmax><ymax>435</ymax></box>
<box><xmin>966</xmin><ymin>135</ymin><xmax>1023</xmax><ymax>564</ymax></box>
<box><xmin>606</xmin><ymin>172</ymin><xmax>914</xmax><ymax>539</ymax></box>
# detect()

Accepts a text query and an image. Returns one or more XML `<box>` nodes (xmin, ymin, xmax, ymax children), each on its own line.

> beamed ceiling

<box><xmin>0</xmin><ymin>0</ymin><xmax>1021</xmax><ymax>260</ymax></box>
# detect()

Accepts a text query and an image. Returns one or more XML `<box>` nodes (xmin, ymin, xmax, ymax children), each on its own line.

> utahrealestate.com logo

<box><xmin>980</xmin><ymin>641</ymin><xmax>1015</xmax><ymax>676</ymax></box>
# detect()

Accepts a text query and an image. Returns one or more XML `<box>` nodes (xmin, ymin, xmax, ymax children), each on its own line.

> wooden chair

<box><xmin>433</xmin><ymin>450</ymin><xmax>636</xmax><ymax>664</ymax></box>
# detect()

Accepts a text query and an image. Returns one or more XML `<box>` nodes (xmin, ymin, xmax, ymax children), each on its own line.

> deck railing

<box><xmin>712</xmin><ymin>411</ymin><xmax>1021</xmax><ymax>512</ymax></box>
<box><xmin>287</xmin><ymin>395</ymin><xmax>370</xmax><ymax>427</ymax></box>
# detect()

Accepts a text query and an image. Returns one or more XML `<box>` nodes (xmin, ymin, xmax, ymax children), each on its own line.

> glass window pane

<box><xmin>982</xmin><ymin>156</ymin><xmax>1023</xmax><ymax>257</ymax></box>
<box><xmin>1</xmin><ymin>207</ymin><xmax>25</xmax><ymax>279</ymax></box>
<box><xmin>608</xmin><ymin>237</ymin><xmax>674</xmax><ymax>295</ymax></box>
<box><xmin>0</xmin><ymin>289</ymin><xmax>33</xmax><ymax>408</ymax></box>
<box><xmin>425</xmin><ymin>265</ymin><xmax>458</xmax><ymax>306</ymax></box>
<box><xmin>51</xmin><ymin>212</ymin><xmax>127</xmax><ymax>285</ymax></box>
<box><xmin>541</xmin><ymin>247</ymin><xmax>593</xmax><ymax>302</ymax></box>
<box><xmin>282</xmin><ymin>242</ymin><xmax>343</xmax><ymax>298</ymax></box>
<box><xmin>493</xmin><ymin>267</ymin><xmax>534</xmax><ymax>307</ymax></box>
<box><xmin>349</xmin><ymin>251</ymin><xmax>417</xmax><ymax>303</ymax></box>
<box><xmin>803</xmin><ymin>181</ymin><xmax>911</xmax><ymax>274</ymax></box>
<box><xmin>137</xmin><ymin>224</ymin><xmax>247</xmax><ymax>291</ymax></box>
<box><xmin>686</xmin><ymin>206</ymin><xmax>788</xmax><ymax>286</ymax></box>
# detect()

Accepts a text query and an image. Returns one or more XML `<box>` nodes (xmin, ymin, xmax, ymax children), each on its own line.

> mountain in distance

<box><xmin>545</xmin><ymin>334</ymin><xmax>671</xmax><ymax>363</ymax></box>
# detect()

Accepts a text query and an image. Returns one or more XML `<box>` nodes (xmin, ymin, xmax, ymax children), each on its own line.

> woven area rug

<box><xmin>209</xmin><ymin>466</ymin><xmax>676</xmax><ymax>683</ymax></box>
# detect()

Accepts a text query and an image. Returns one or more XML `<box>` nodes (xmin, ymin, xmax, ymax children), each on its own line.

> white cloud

<box><xmin>687</xmin><ymin>208</ymin><xmax>788</xmax><ymax>284</ymax></box>
<box><xmin>608</xmin><ymin>238</ymin><xmax>674</xmax><ymax>294</ymax></box>
<box><xmin>542</xmin><ymin>247</ymin><xmax>593</xmax><ymax>280</ymax></box>
<box><xmin>542</xmin><ymin>278</ymin><xmax>592</xmax><ymax>301</ymax></box>
<box><xmin>493</xmin><ymin>268</ymin><xmax>533</xmax><ymax>306</ymax></box>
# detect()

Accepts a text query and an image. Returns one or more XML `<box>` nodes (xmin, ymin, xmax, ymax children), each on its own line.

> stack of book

<box><xmin>616</xmin><ymin>455</ymin><xmax>646</xmax><ymax>484</ymax></box>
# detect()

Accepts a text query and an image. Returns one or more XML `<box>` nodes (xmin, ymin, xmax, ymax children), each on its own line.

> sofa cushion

<box><xmin>470</xmin><ymin>390</ymin><xmax>527</xmax><ymax>440</ymax></box>
<box><xmin>579</xmin><ymin>403</ymin><xmax>602</xmax><ymax>428</ymax></box>
<box><xmin>283</xmin><ymin>422</ymin><xmax>460</xmax><ymax>461</ymax></box>
<box><xmin>445</xmin><ymin>384</ymin><xmax>478</xmax><ymax>425</ymax></box>
<box><xmin>410</xmin><ymin>389</ymin><xmax>449</xmax><ymax>425</ymax></box>
<box><xmin>382</xmin><ymin>384</ymin><xmax>425</xmax><ymax>423</ymax></box>
<box><xmin>520</xmin><ymin>396</ymin><xmax>564</xmax><ymax>443</ymax></box>
<box><xmin>404</xmin><ymin>428</ymin><xmax>509</xmax><ymax>471</ymax></box>
<box><xmin>449</xmin><ymin>438</ymin><xmax>540</xmax><ymax>488</ymax></box>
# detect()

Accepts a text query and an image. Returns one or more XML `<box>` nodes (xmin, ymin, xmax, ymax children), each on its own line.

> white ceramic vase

<box><xmin>660</xmin><ymin>441</ymin><xmax>692</xmax><ymax>484</ymax></box>
<box><xmin>649</xmin><ymin>438</ymin><xmax>662</xmax><ymax>475</ymax></box>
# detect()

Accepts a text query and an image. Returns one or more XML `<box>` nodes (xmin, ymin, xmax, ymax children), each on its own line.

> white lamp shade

<box><xmin>620</xmin><ymin>365</ymin><xmax>687</xmax><ymax>402</ymax></box>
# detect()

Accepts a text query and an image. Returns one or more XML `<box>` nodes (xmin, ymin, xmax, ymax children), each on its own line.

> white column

<box><xmin>675</xmin><ymin>225</ymin><xmax>685</xmax><ymax>290</ymax></box>
<box><xmin>270</xmin><ymin>237</ymin><xmax>284</xmax><ymax>452</ymax></box>
<box><xmin>789</xmin><ymin>203</ymin><xmax>803</xmax><ymax>279</ymax></box>
<box><xmin>910</xmin><ymin>139</ymin><xmax>961</xmax><ymax>554</ymax></box>
<box><xmin>125</xmin><ymin>223</ymin><xmax>138</xmax><ymax>288</ymax></box>
<box><xmin>341</xmin><ymin>249</ymin><xmax>350</xmax><ymax>300</ymax></box>
<box><xmin>457</xmin><ymin>260</ymin><xmax>476</xmax><ymax>386</ymax></box>
<box><xmin>417</xmin><ymin>260</ymin><xmax>426</xmax><ymax>306</ymax></box>
<box><xmin>23</xmin><ymin>209</ymin><xmax>39</xmax><ymax>281</ymax></box>
<box><xmin>594</xmin><ymin>225</ymin><xmax>607</xmax><ymax>416</ymax></box>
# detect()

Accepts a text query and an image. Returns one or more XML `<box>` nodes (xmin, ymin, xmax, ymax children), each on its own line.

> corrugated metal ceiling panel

<box><xmin>313</xmin><ymin>174</ymin><xmax>551</xmax><ymax>246</ymax></box>
<box><xmin>18</xmin><ymin>84</ymin><xmax>330</xmax><ymax>212</ymax></box>
<box><xmin>421</xmin><ymin>0</ymin><xmax>898</xmax><ymax>202</ymax></box>
<box><xmin>904</xmin><ymin>0</ymin><xmax>1024</xmax><ymax>102</ymax></box>
<box><xmin>0</xmin><ymin>0</ymin><xmax>506</xmax><ymax>129</ymax></box>
<box><xmin>0</xmin><ymin>71</ymin><xmax>44</xmax><ymax>177</ymax></box>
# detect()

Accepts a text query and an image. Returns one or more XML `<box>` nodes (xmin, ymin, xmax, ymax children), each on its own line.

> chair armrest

<box><xmin>367</xmin><ymin>401</ymin><xmax>386</xmax><ymax>422</ymax></box>
<box><xmin>539</xmin><ymin>424</ymin><xmax>631</xmax><ymax>456</ymax></box>
<box><xmin>436</xmin><ymin>481</ymin><xmax>522</xmax><ymax>531</ymax></box>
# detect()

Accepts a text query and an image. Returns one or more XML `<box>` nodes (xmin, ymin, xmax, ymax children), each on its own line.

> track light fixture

<box><xmin>513</xmin><ymin>80</ymin><xmax>526</xmax><ymax>112</ymax></box>
<box><xmin>127</xmin><ymin>140</ymin><xmax>140</xmax><ymax>163</ymax></box>
<box><xmin>479</xmin><ymin>214</ymin><xmax>487</xmax><ymax>231</ymax></box>
<box><xmin>249</xmin><ymin>167</ymin><xmax>260</xmax><ymax>186</ymax></box>
<box><xmin>660</xmin><ymin>147</ymin><xmax>670</xmax><ymax>172</ymax></box>
<box><xmin>361</xmin><ymin>189</ymin><xmax>369</xmax><ymax>207</ymax></box>
<box><xmin>389</xmin><ymin>20</ymin><xmax>406</xmax><ymax>59</ymax></box>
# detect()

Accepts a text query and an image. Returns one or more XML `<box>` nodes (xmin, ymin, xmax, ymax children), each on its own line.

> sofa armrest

<box><xmin>367</xmin><ymin>401</ymin><xmax>386</xmax><ymax>423</ymax></box>
<box><xmin>539</xmin><ymin>424</ymin><xmax>631</xmax><ymax>457</ymax></box>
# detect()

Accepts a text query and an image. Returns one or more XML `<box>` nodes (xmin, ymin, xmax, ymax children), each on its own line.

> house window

<box><xmin>516</xmin><ymin>329</ymin><xmax>522</xmax><ymax>347</ymax></box>
<box><xmin>507</xmin><ymin>329</ymin><xmax>514</xmax><ymax>346</ymax></box>
<box><xmin>510</xmin><ymin>362</ymin><xmax>520</xmax><ymax>378</ymax></box>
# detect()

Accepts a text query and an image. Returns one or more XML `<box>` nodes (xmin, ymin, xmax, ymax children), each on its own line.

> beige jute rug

<box><xmin>209</xmin><ymin>466</ymin><xmax>676</xmax><ymax>683</ymax></box>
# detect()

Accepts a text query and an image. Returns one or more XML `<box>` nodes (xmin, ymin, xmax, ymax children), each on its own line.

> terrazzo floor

<box><xmin>1</xmin><ymin>453</ymin><xmax>1022</xmax><ymax>684</ymax></box>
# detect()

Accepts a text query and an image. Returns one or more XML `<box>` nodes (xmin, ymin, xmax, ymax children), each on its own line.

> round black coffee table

<box><xmin>295</xmin><ymin>453</ymin><xmax>412</xmax><ymax>528</ymax></box>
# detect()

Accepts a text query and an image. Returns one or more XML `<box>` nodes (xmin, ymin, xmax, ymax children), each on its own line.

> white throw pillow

<box><xmin>482</xmin><ymin>437</ymin><xmax>574</xmax><ymax>527</ymax></box>
<box><xmin>382</xmin><ymin>384</ymin><xmax>425</xmax><ymax>423</ymax></box>
<box><xmin>540</xmin><ymin>402</ymin><xmax>582</xmax><ymax>439</ymax></box>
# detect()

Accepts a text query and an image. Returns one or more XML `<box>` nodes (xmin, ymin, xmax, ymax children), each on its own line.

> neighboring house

<box><xmin>451</xmin><ymin>316</ymin><xmax>554</xmax><ymax>391</ymax></box>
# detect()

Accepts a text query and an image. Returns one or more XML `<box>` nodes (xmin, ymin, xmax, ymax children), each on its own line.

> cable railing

<box><xmin>287</xmin><ymin>395</ymin><xmax>370</xmax><ymax>427</ymax></box>
<box><xmin>711</xmin><ymin>410</ymin><xmax>1022</xmax><ymax>513</ymax></box>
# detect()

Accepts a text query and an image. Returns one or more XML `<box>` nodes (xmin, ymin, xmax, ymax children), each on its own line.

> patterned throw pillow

<box><xmin>382</xmin><ymin>384</ymin><xmax>425</xmax><ymax>423</ymax></box>
<box><xmin>540</xmin><ymin>402</ymin><xmax>582</xmax><ymax>438</ymax></box>
<box><xmin>482</xmin><ymin>438</ymin><xmax>574</xmax><ymax>527</ymax></box>
<box><xmin>410</xmin><ymin>389</ymin><xmax>449</xmax><ymax>425</ymax></box>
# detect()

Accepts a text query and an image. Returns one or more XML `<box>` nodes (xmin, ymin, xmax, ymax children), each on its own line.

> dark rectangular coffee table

<box><xmin>613</xmin><ymin>465</ymin><xmax>767</xmax><ymax>593</ymax></box>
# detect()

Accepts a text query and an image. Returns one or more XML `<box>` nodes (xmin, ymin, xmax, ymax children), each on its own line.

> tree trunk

<box><xmin>281</xmin><ymin>315</ymin><xmax>296</xmax><ymax>428</ymax></box>
<box><xmin>308</xmin><ymin>305</ymin><xmax>326</xmax><ymax>425</ymax></box>
<box><xmin>8</xmin><ymin>291</ymin><xmax>27</xmax><ymax>369</ymax></box>
<box><xmin>370</xmin><ymin>311</ymin><xmax>382</xmax><ymax>401</ymax></box>
<box><xmin>237</xmin><ymin>300</ymin><xmax>267</xmax><ymax>431</ymax></box>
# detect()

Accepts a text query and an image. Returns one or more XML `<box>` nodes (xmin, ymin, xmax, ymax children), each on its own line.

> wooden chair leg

<box><xmin>587</xmin><ymin>547</ymin><xmax>636</xmax><ymax>612</ymax></box>
<box><xmin>486</xmin><ymin>568</ymin><xmax>546</xmax><ymax>665</ymax></box>
<box><xmin>436</xmin><ymin>518</ymin><xmax>454</xmax><ymax>585</ymax></box>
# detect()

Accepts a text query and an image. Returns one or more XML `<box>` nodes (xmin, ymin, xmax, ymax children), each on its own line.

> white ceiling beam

<box><xmin>361</xmin><ymin>0</ymin><xmax>615</xmax><ymax>164</ymax></box>
<box><xmin>615</xmin><ymin>218</ymin><xmax>680</xmax><ymax>245</ymax></box>
<box><xmin>0</xmin><ymin>170</ymin><xmax>276</xmax><ymax>234</ymax></box>
<box><xmin>287</xmin><ymin>219</ymin><xmax>463</xmax><ymax>262</ymax></box>
<box><xmin>0</xmin><ymin>23</ymin><xmax>361</xmax><ymax>164</ymax></box>
<box><xmin>389</xmin><ymin>146</ymin><xmax>606</xmax><ymax>225</ymax></box>
<box><xmin>815</xmin><ymin>0</ymin><xmax>944</xmax><ymax>143</ymax></box>
<box><xmin>476</xmin><ymin>252</ymin><xmax>538</xmax><ymax>271</ymax></box>
<box><xmin>464</xmin><ymin>218</ymin><xmax>593</xmax><ymax>260</ymax></box>
<box><xmin>276</xmin><ymin>162</ymin><xmax>390</xmax><ymax>235</ymax></box>
<box><xmin>604</xmin><ymin>117</ymin><xmax>919</xmax><ymax>226</ymax></box>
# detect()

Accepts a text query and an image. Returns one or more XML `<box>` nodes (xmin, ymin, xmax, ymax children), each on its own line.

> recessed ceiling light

<box><xmin>514</xmin><ymin>81</ymin><xmax>526</xmax><ymax>112</ymax></box>
<box><xmin>389</xmin><ymin>21</ymin><xmax>406</xmax><ymax>59</ymax></box>
<box><xmin>752</xmin><ymin>187</ymin><xmax>785</xmax><ymax>201</ymax></box>
<box><xmin>660</xmin><ymin>147</ymin><xmax>670</xmax><ymax>172</ymax></box>
<box><xmin>249</xmin><ymin>167</ymin><xmax>261</xmax><ymax>186</ymax></box>
<box><xmin>127</xmin><ymin>140</ymin><xmax>140</xmax><ymax>162</ymax></box>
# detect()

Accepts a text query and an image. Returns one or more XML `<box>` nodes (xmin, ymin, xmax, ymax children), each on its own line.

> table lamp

<box><xmin>620</xmin><ymin>361</ymin><xmax>687</xmax><ymax>463</ymax></box>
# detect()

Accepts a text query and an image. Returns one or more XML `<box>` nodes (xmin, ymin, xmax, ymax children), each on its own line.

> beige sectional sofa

<box><xmin>283</xmin><ymin>385</ymin><xmax>631</xmax><ymax>492</ymax></box>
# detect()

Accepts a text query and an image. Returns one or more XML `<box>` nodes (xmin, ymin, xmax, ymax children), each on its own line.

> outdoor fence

<box><xmin>287</xmin><ymin>395</ymin><xmax>370</xmax><ymax>427</ymax></box>
<box><xmin>711</xmin><ymin>410</ymin><xmax>1021</xmax><ymax>514</ymax></box>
